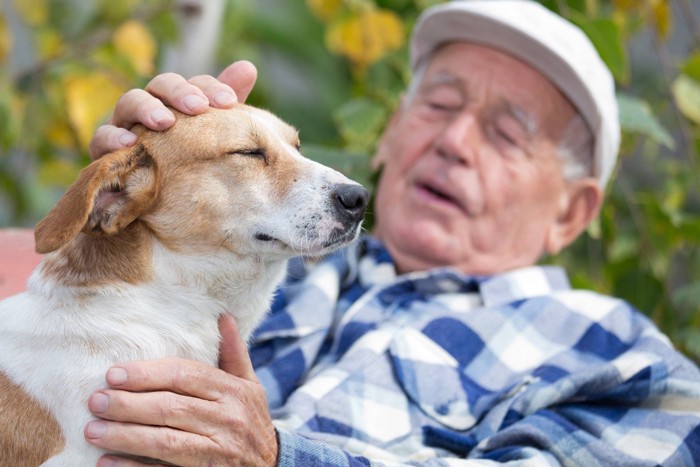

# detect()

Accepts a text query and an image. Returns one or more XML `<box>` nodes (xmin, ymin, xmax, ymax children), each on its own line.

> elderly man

<box><xmin>84</xmin><ymin>1</ymin><xmax>700</xmax><ymax>466</ymax></box>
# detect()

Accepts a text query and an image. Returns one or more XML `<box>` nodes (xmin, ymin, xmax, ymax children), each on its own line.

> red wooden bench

<box><xmin>0</xmin><ymin>229</ymin><xmax>43</xmax><ymax>300</ymax></box>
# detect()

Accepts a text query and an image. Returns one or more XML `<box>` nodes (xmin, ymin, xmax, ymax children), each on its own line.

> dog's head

<box><xmin>35</xmin><ymin>105</ymin><xmax>367</xmax><ymax>260</ymax></box>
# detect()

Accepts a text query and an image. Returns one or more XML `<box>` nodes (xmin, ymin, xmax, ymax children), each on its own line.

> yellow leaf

<box><xmin>12</xmin><ymin>0</ymin><xmax>48</xmax><ymax>26</ymax></box>
<box><xmin>38</xmin><ymin>159</ymin><xmax>83</xmax><ymax>187</ymax></box>
<box><xmin>64</xmin><ymin>72</ymin><xmax>126</xmax><ymax>148</ymax></box>
<box><xmin>584</xmin><ymin>0</ymin><xmax>600</xmax><ymax>16</ymax></box>
<box><xmin>45</xmin><ymin>119</ymin><xmax>74</xmax><ymax>149</ymax></box>
<box><xmin>0</xmin><ymin>14</ymin><xmax>12</xmax><ymax>61</ymax></box>
<box><xmin>612</xmin><ymin>0</ymin><xmax>637</xmax><ymax>10</ymax></box>
<box><xmin>326</xmin><ymin>9</ymin><xmax>405</xmax><ymax>72</ymax></box>
<box><xmin>113</xmin><ymin>20</ymin><xmax>156</xmax><ymax>76</ymax></box>
<box><xmin>306</xmin><ymin>0</ymin><xmax>343</xmax><ymax>22</ymax></box>
<box><xmin>649</xmin><ymin>0</ymin><xmax>672</xmax><ymax>38</ymax></box>
<box><xmin>37</xmin><ymin>29</ymin><xmax>64</xmax><ymax>60</ymax></box>
<box><xmin>671</xmin><ymin>75</ymin><xmax>700</xmax><ymax>125</ymax></box>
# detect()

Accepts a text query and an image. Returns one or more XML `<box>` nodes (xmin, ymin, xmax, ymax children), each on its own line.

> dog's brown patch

<box><xmin>0</xmin><ymin>372</ymin><xmax>64</xmax><ymax>464</ymax></box>
<box><xmin>40</xmin><ymin>222</ymin><xmax>154</xmax><ymax>287</ymax></box>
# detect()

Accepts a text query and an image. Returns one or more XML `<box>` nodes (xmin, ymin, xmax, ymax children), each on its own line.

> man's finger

<box><xmin>109</xmin><ymin>88</ymin><xmax>176</xmax><ymax>131</ymax></box>
<box><xmin>89</xmin><ymin>125</ymin><xmax>138</xmax><ymax>160</ymax></box>
<box><xmin>84</xmin><ymin>420</ymin><xmax>215</xmax><ymax>467</ymax></box>
<box><xmin>103</xmin><ymin>359</ymin><xmax>229</xmax><ymax>400</ymax></box>
<box><xmin>188</xmin><ymin>74</ymin><xmax>237</xmax><ymax>108</ymax></box>
<box><xmin>145</xmin><ymin>72</ymin><xmax>210</xmax><ymax>115</ymax></box>
<box><xmin>218</xmin><ymin>314</ymin><xmax>257</xmax><ymax>381</ymax></box>
<box><xmin>217</xmin><ymin>60</ymin><xmax>258</xmax><ymax>103</ymax></box>
<box><xmin>97</xmin><ymin>455</ymin><xmax>168</xmax><ymax>467</ymax></box>
<box><xmin>88</xmin><ymin>389</ymin><xmax>221</xmax><ymax>437</ymax></box>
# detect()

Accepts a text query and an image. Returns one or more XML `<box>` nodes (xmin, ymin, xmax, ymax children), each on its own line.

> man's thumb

<box><xmin>218</xmin><ymin>314</ymin><xmax>257</xmax><ymax>381</ymax></box>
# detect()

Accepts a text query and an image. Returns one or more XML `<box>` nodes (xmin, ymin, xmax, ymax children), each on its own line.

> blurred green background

<box><xmin>0</xmin><ymin>0</ymin><xmax>698</xmax><ymax>361</ymax></box>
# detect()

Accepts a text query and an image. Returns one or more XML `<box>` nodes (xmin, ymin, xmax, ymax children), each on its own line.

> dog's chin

<box><xmin>254</xmin><ymin>224</ymin><xmax>362</xmax><ymax>257</ymax></box>
<box><xmin>320</xmin><ymin>227</ymin><xmax>362</xmax><ymax>251</ymax></box>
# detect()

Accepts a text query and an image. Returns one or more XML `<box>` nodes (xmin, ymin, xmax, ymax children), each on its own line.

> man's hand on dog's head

<box><xmin>89</xmin><ymin>60</ymin><xmax>259</xmax><ymax>161</ymax></box>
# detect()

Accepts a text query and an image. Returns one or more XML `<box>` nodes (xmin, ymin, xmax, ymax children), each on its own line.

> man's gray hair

<box><xmin>404</xmin><ymin>55</ymin><xmax>595</xmax><ymax>181</ymax></box>
<box><xmin>557</xmin><ymin>115</ymin><xmax>594</xmax><ymax>180</ymax></box>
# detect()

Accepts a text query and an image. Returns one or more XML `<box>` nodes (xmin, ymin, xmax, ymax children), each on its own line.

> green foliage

<box><xmin>0</xmin><ymin>0</ymin><xmax>173</xmax><ymax>225</ymax></box>
<box><xmin>1</xmin><ymin>0</ymin><xmax>698</xmax><ymax>361</ymax></box>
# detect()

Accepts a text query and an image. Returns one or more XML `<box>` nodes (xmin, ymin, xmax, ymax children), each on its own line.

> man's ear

<box><xmin>34</xmin><ymin>145</ymin><xmax>157</xmax><ymax>254</ymax></box>
<box><xmin>545</xmin><ymin>178</ymin><xmax>602</xmax><ymax>255</ymax></box>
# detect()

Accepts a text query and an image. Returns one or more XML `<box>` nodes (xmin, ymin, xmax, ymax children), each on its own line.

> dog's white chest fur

<box><xmin>0</xmin><ymin>251</ymin><xmax>287</xmax><ymax>466</ymax></box>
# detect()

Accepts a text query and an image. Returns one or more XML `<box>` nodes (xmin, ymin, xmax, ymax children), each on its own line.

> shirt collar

<box><xmin>476</xmin><ymin>266</ymin><xmax>571</xmax><ymax>307</ymax></box>
<box><xmin>360</xmin><ymin>236</ymin><xmax>572</xmax><ymax>307</ymax></box>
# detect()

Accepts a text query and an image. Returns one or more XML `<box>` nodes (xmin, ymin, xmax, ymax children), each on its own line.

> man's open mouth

<box><xmin>417</xmin><ymin>182</ymin><xmax>463</xmax><ymax>210</ymax></box>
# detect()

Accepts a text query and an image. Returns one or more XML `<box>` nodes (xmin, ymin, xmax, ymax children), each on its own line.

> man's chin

<box><xmin>377</xmin><ymin>225</ymin><xmax>463</xmax><ymax>273</ymax></box>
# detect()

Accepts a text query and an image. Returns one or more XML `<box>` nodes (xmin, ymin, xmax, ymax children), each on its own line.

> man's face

<box><xmin>372</xmin><ymin>42</ymin><xmax>584</xmax><ymax>275</ymax></box>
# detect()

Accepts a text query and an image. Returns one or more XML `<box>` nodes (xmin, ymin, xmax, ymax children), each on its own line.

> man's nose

<box><xmin>435</xmin><ymin>112</ymin><xmax>479</xmax><ymax>165</ymax></box>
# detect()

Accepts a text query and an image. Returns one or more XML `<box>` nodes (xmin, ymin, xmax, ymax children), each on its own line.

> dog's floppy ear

<box><xmin>35</xmin><ymin>145</ymin><xmax>157</xmax><ymax>254</ymax></box>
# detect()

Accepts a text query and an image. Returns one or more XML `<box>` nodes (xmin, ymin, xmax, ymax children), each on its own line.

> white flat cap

<box><xmin>411</xmin><ymin>0</ymin><xmax>620</xmax><ymax>187</ymax></box>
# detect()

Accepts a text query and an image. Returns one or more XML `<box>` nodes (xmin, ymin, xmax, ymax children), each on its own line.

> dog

<box><xmin>0</xmin><ymin>104</ymin><xmax>368</xmax><ymax>465</ymax></box>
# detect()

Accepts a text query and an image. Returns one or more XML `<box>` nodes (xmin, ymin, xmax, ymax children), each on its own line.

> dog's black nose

<box><xmin>333</xmin><ymin>184</ymin><xmax>369</xmax><ymax>223</ymax></box>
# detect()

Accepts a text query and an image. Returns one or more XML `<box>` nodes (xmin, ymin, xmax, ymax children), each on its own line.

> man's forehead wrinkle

<box><xmin>424</xmin><ymin>71</ymin><xmax>467</xmax><ymax>94</ymax></box>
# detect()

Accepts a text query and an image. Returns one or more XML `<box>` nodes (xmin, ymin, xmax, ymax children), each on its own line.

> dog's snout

<box><xmin>333</xmin><ymin>184</ymin><xmax>369</xmax><ymax>223</ymax></box>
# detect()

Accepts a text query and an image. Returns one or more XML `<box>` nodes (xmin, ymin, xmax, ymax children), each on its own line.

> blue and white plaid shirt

<box><xmin>250</xmin><ymin>236</ymin><xmax>700</xmax><ymax>466</ymax></box>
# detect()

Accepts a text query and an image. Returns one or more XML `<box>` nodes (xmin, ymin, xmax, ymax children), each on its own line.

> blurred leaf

<box><xmin>45</xmin><ymin>120</ymin><xmax>75</xmax><ymax>150</ymax></box>
<box><xmin>37</xmin><ymin>159</ymin><xmax>82</xmax><ymax>187</ymax></box>
<box><xmin>662</xmin><ymin>177</ymin><xmax>685</xmax><ymax>221</ymax></box>
<box><xmin>0</xmin><ymin>87</ymin><xmax>24</xmax><ymax>149</ymax></box>
<box><xmin>617</xmin><ymin>93</ymin><xmax>676</xmax><ymax>149</ymax></box>
<box><xmin>678</xmin><ymin>328</ymin><xmax>700</xmax><ymax>362</ymax></box>
<box><xmin>648</xmin><ymin>0</ymin><xmax>672</xmax><ymax>39</ymax></box>
<box><xmin>612</xmin><ymin>0</ymin><xmax>636</xmax><ymax>10</ymax></box>
<box><xmin>671</xmin><ymin>75</ymin><xmax>700</xmax><ymax>125</ymax></box>
<box><xmin>306</xmin><ymin>0</ymin><xmax>343</xmax><ymax>22</ymax></box>
<box><xmin>113</xmin><ymin>20</ymin><xmax>157</xmax><ymax>76</ymax></box>
<box><xmin>64</xmin><ymin>72</ymin><xmax>126</xmax><ymax>148</ymax></box>
<box><xmin>672</xmin><ymin>283</ymin><xmax>700</xmax><ymax>316</ymax></box>
<box><xmin>677</xmin><ymin>214</ymin><xmax>700</xmax><ymax>240</ymax></box>
<box><xmin>680</xmin><ymin>51</ymin><xmax>700</xmax><ymax>82</ymax></box>
<box><xmin>0</xmin><ymin>14</ymin><xmax>11</xmax><ymax>61</ymax></box>
<box><xmin>12</xmin><ymin>0</ymin><xmax>48</xmax><ymax>26</ymax></box>
<box><xmin>326</xmin><ymin>8</ymin><xmax>405</xmax><ymax>72</ymax></box>
<box><xmin>36</xmin><ymin>28</ymin><xmax>65</xmax><ymax>60</ymax></box>
<box><xmin>610</xmin><ymin>259</ymin><xmax>664</xmax><ymax>314</ymax></box>
<box><xmin>586</xmin><ymin>215</ymin><xmax>601</xmax><ymax>239</ymax></box>
<box><xmin>97</xmin><ymin>0</ymin><xmax>140</xmax><ymax>23</ymax></box>
<box><xmin>303</xmin><ymin>144</ymin><xmax>374</xmax><ymax>189</ymax></box>
<box><xmin>571</xmin><ymin>14</ymin><xmax>629</xmax><ymax>84</ymax></box>
<box><xmin>607</xmin><ymin>232</ymin><xmax>638</xmax><ymax>262</ymax></box>
<box><xmin>333</xmin><ymin>98</ymin><xmax>387</xmax><ymax>151</ymax></box>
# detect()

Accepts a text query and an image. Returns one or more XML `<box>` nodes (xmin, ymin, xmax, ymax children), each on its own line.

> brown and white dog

<box><xmin>0</xmin><ymin>105</ymin><xmax>367</xmax><ymax>465</ymax></box>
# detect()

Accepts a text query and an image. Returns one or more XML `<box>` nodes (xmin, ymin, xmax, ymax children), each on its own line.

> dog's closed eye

<box><xmin>227</xmin><ymin>148</ymin><xmax>267</xmax><ymax>164</ymax></box>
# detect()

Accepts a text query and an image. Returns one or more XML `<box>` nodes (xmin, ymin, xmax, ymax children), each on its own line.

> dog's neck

<box><xmin>34</xmin><ymin>222</ymin><xmax>287</xmax><ymax>338</ymax></box>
